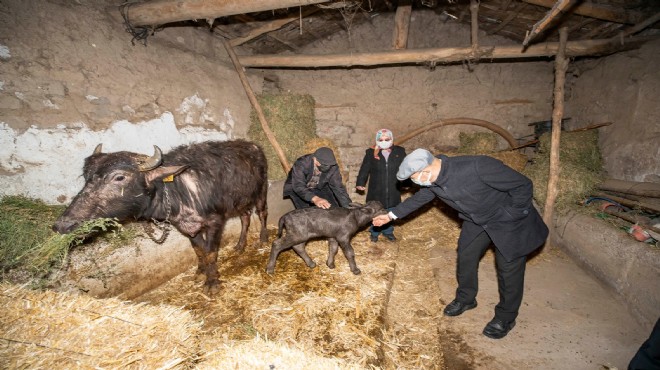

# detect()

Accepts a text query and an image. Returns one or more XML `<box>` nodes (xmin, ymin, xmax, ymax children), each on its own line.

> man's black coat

<box><xmin>391</xmin><ymin>154</ymin><xmax>548</xmax><ymax>261</ymax></box>
<box><xmin>283</xmin><ymin>153</ymin><xmax>351</xmax><ymax>207</ymax></box>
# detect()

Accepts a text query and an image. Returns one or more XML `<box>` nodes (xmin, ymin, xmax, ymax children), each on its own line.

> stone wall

<box><xmin>0</xmin><ymin>0</ymin><xmax>260</xmax><ymax>206</ymax></box>
<box><xmin>566</xmin><ymin>39</ymin><xmax>660</xmax><ymax>183</ymax></box>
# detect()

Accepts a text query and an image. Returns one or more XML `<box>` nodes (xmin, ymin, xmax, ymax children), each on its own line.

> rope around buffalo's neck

<box><xmin>143</xmin><ymin>186</ymin><xmax>171</xmax><ymax>244</ymax></box>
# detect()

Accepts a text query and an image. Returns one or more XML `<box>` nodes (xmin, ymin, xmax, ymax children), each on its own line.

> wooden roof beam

<box><xmin>123</xmin><ymin>0</ymin><xmax>331</xmax><ymax>27</ymax></box>
<box><xmin>230</xmin><ymin>7</ymin><xmax>320</xmax><ymax>46</ymax></box>
<box><xmin>521</xmin><ymin>0</ymin><xmax>647</xmax><ymax>24</ymax></box>
<box><xmin>237</xmin><ymin>35</ymin><xmax>657</xmax><ymax>68</ymax></box>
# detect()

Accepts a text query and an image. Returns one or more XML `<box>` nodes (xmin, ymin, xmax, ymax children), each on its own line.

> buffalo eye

<box><xmin>115</xmin><ymin>175</ymin><xmax>125</xmax><ymax>181</ymax></box>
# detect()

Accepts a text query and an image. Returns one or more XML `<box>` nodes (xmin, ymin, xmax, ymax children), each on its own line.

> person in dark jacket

<box><xmin>283</xmin><ymin>147</ymin><xmax>352</xmax><ymax>209</ymax></box>
<box><xmin>372</xmin><ymin>148</ymin><xmax>549</xmax><ymax>339</ymax></box>
<box><xmin>355</xmin><ymin>129</ymin><xmax>406</xmax><ymax>242</ymax></box>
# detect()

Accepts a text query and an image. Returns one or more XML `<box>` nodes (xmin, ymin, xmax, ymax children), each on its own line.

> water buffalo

<box><xmin>53</xmin><ymin>139</ymin><xmax>268</xmax><ymax>294</ymax></box>
<box><xmin>265</xmin><ymin>201</ymin><xmax>386</xmax><ymax>275</ymax></box>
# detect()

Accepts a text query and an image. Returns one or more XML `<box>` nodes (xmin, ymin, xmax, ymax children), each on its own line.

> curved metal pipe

<box><xmin>397</xmin><ymin>117</ymin><xmax>517</xmax><ymax>149</ymax></box>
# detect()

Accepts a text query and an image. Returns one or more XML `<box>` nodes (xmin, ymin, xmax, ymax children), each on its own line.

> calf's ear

<box><xmin>145</xmin><ymin>165</ymin><xmax>189</xmax><ymax>187</ymax></box>
<box><xmin>347</xmin><ymin>202</ymin><xmax>365</xmax><ymax>209</ymax></box>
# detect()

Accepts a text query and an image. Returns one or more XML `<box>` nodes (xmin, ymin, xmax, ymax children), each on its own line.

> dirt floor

<box><xmin>387</xmin><ymin>210</ymin><xmax>651</xmax><ymax>370</ymax></box>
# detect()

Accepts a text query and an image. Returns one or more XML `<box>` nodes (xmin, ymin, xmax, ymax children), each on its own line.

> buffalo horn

<box><xmin>93</xmin><ymin>143</ymin><xmax>103</xmax><ymax>154</ymax></box>
<box><xmin>138</xmin><ymin>145</ymin><xmax>163</xmax><ymax>171</ymax></box>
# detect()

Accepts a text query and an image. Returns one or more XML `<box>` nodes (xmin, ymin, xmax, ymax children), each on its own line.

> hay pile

<box><xmin>457</xmin><ymin>132</ymin><xmax>500</xmax><ymax>154</ymax></box>
<box><xmin>248</xmin><ymin>93</ymin><xmax>317</xmax><ymax>180</ymax></box>
<box><xmin>136</xmin><ymin>231</ymin><xmax>396</xmax><ymax>368</ymax></box>
<box><xmin>0</xmin><ymin>282</ymin><xmax>202</xmax><ymax>369</ymax></box>
<box><xmin>524</xmin><ymin>130</ymin><xmax>603</xmax><ymax>211</ymax></box>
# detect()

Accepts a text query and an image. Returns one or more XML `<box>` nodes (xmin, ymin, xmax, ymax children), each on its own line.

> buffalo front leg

<box><xmin>326</xmin><ymin>238</ymin><xmax>340</xmax><ymax>269</ymax></box>
<box><xmin>190</xmin><ymin>235</ymin><xmax>208</xmax><ymax>283</ymax></box>
<box><xmin>338</xmin><ymin>240</ymin><xmax>361</xmax><ymax>275</ymax></box>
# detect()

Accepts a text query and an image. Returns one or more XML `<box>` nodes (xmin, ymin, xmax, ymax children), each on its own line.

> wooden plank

<box><xmin>238</xmin><ymin>36</ymin><xmax>657</xmax><ymax>68</ymax></box>
<box><xmin>598</xmin><ymin>179</ymin><xmax>660</xmax><ymax>199</ymax></box>
<box><xmin>523</xmin><ymin>0</ymin><xmax>573</xmax><ymax>47</ymax></box>
<box><xmin>124</xmin><ymin>0</ymin><xmax>330</xmax><ymax>27</ymax></box>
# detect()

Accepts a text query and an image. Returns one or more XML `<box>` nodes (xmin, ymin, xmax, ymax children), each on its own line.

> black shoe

<box><xmin>482</xmin><ymin>318</ymin><xmax>516</xmax><ymax>339</ymax></box>
<box><xmin>443</xmin><ymin>299</ymin><xmax>477</xmax><ymax>317</ymax></box>
<box><xmin>383</xmin><ymin>234</ymin><xmax>397</xmax><ymax>242</ymax></box>
<box><xmin>370</xmin><ymin>235</ymin><xmax>378</xmax><ymax>243</ymax></box>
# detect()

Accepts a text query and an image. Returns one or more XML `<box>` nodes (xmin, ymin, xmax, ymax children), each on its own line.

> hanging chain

<box><xmin>143</xmin><ymin>186</ymin><xmax>171</xmax><ymax>244</ymax></box>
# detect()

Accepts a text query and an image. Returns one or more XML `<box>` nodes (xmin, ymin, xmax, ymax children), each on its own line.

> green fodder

<box><xmin>0</xmin><ymin>196</ymin><xmax>124</xmax><ymax>276</ymax></box>
<box><xmin>524</xmin><ymin>130</ymin><xmax>603</xmax><ymax>211</ymax></box>
<box><xmin>248</xmin><ymin>93</ymin><xmax>317</xmax><ymax>180</ymax></box>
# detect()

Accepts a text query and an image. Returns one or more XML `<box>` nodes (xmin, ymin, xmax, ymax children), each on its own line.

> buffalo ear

<box><xmin>144</xmin><ymin>165</ymin><xmax>188</xmax><ymax>187</ymax></box>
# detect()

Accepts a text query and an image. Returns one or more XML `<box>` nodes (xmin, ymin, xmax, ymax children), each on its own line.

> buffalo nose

<box><xmin>52</xmin><ymin>220</ymin><xmax>76</xmax><ymax>234</ymax></box>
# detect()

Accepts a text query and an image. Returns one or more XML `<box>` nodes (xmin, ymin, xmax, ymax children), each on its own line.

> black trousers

<box><xmin>455</xmin><ymin>231</ymin><xmax>527</xmax><ymax>323</ymax></box>
<box><xmin>287</xmin><ymin>186</ymin><xmax>340</xmax><ymax>209</ymax></box>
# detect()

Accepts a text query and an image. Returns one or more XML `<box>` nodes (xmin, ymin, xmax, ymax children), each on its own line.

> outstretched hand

<box><xmin>372</xmin><ymin>214</ymin><xmax>391</xmax><ymax>227</ymax></box>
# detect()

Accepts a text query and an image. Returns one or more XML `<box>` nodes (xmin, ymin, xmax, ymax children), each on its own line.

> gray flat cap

<box><xmin>396</xmin><ymin>148</ymin><xmax>434</xmax><ymax>180</ymax></box>
<box><xmin>313</xmin><ymin>147</ymin><xmax>337</xmax><ymax>165</ymax></box>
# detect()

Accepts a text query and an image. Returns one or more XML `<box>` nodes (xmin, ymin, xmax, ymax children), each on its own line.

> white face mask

<box><xmin>411</xmin><ymin>171</ymin><xmax>433</xmax><ymax>187</ymax></box>
<box><xmin>377</xmin><ymin>140</ymin><xmax>393</xmax><ymax>149</ymax></box>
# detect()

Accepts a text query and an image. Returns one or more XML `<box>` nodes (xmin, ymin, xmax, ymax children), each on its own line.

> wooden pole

<box><xmin>230</xmin><ymin>7</ymin><xmax>321</xmax><ymax>46</ymax></box>
<box><xmin>522</xmin><ymin>0</ymin><xmax>648</xmax><ymax>25</ymax></box>
<box><xmin>523</xmin><ymin>0</ymin><xmax>573</xmax><ymax>48</ymax></box>
<box><xmin>237</xmin><ymin>36</ymin><xmax>657</xmax><ymax>68</ymax></box>
<box><xmin>542</xmin><ymin>27</ymin><xmax>569</xmax><ymax>227</ymax></box>
<box><xmin>392</xmin><ymin>1</ymin><xmax>412</xmax><ymax>50</ymax></box>
<box><xmin>124</xmin><ymin>0</ymin><xmax>330</xmax><ymax>27</ymax></box>
<box><xmin>220</xmin><ymin>37</ymin><xmax>291</xmax><ymax>173</ymax></box>
<box><xmin>470</xmin><ymin>0</ymin><xmax>479</xmax><ymax>49</ymax></box>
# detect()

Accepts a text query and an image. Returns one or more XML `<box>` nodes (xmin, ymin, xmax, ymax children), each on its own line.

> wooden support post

<box><xmin>392</xmin><ymin>1</ymin><xmax>412</xmax><ymax>50</ymax></box>
<box><xmin>220</xmin><ymin>38</ymin><xmax>291</xmax><ymax>173</ymax></box>
<box><xmin>542</xmin><ymin>27</ymin><xmax>569</xmax><ymax>227</ymax></box>
<box><xmin>470</xmin><ymin>0</ymin><xmax>479</xmax><ymax>49</ymax></box>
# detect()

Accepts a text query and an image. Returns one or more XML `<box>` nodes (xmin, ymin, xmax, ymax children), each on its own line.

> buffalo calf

<box><xmin>266</xmin><ymin>201</ymin><xmax>386</xmax><ymax>275</ymax></box>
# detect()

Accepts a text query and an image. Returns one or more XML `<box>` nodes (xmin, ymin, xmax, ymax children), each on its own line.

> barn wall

<box><xmin>0</xmin><ymin>0</ymin><xmax>260</xmax><ymax>206</ymax></box>
<box><xmin>262</xmin><ymin>10</ymin><xmax>555</xmax><ymax>192</ymax></box>
<box><xmin>566</xmin><ymin>39</ymin><xmax>660</xmax><ymax>183</ymax></box>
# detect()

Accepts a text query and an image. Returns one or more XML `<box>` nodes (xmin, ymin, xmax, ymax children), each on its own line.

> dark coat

<box><xmin>283</xmin><ymin>153</ymin><xmax>352</xmax><ymax>207</ymax></box>
<box><xmin>356</xmin><ymin>146</ymin><xmax>407</xmax><ymax>209</ymax></box>
<box><xmin>391</xmin><ymin>154</ymin><xmax>548</xmax><ymax>261</ymax></box>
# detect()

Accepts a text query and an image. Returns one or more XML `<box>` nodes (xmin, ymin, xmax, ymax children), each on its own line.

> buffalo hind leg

<box><xmin>234</xmin><ymin>211</ymin><xmax>251</xmax><ymax>252</ymax></box>
<box><xmin>291</xmin><ymin>242</ymin><xmax>316</xmax><ymax>269</ymax></box>
<box><xmin>326</xmin><ymin>238</ymin><xmax>340</xmax><ymax>269</ymax></box>
<box><xmin>256</xmin><ymin>186</ymin><xmax>269</xmax><ymax>245</ymax></box>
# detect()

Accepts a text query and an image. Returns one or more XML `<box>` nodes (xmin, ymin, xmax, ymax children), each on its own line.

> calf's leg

<box><xmin>326</xmin><ymin>238</ymin><xmax>340</xmax><ymax>269</ymax></box>
<box><xmin>291</xmin><ymin>242</ymin><xmax>316</xmax><ymax>269</ymax></box>
<box><xmin>338</xmin><ymin>238</ymin><xmax>361</xmax><ymax>275</ymax></box>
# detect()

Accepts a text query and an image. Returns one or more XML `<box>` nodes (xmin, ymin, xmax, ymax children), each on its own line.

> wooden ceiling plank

<box><xmin>238</xmin><ymin>35</ymin><xmax>657</xmax><ymax>68</ymax></box>
<box><xmin>230</xmin><ymin>7</ymin><xmax>320</xmax><ymax>46</ymax></box>
<box><xmin>124</xmin><ymin>0</ymin><xmax>331</xmax><ymax>27</ymax></box>
<box><xmin>487</xmin><ymin>2</ymin><xmax>526</xmax><ymax>35</ymax></box>
<box><xmin>521</xmin><ymin>0</ymin><xmax>646</xmax><ymax>24</ymax></box>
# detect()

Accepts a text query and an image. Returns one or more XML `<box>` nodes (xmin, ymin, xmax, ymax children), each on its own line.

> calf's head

<box><xmin>53</xmin><ymin>144</ymin><xmax>186</xmax><ymax>234</ymax></box>
<box><xmin>352</xmin><ymin>200</ymin><xmax>387</xmax><ymax>226</ymax></box>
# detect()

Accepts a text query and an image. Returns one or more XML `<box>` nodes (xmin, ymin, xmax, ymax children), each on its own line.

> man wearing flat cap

<box><xmin>283</xmin><ymin>147</ymin><xmax>352</xmax><ymax>209</ymax></box>
<box><xmin>373</xmin><ymin>148</ymin><xmax>548</xmax><ymax>339</ymax></box>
